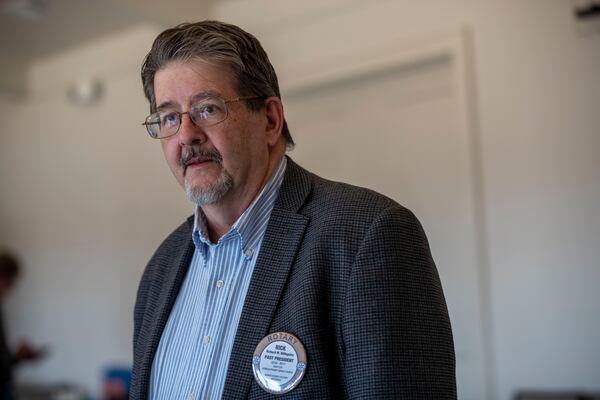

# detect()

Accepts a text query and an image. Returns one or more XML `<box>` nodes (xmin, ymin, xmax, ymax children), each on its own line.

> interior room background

<box><xmin>0</xmin><ymin>1</ymin><xmax>598</xmax><ymax>399</ymax></box>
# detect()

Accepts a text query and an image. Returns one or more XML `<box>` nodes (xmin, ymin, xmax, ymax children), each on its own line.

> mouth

<box><xmin>180</xmin><ymin>149</ymin><xmax>223</xmax><ymax>176</ymax></box>
<box><xmin>186</xmin><ymin>156</ymin><xmax>213</xmax><ymax>167</ymax></box>
<box><xmin>184</xmin><ymin>156</ymin><xmax>214</xmax><ymax>173</ymax></box>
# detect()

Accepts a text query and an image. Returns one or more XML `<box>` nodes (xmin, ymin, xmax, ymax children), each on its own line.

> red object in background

<box><xmin>102</xmin><ymin>366</ymin><xmax>131</xmax><ymax>400</ymax></box>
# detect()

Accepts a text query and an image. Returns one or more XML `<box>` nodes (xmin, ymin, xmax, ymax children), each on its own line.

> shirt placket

<box><xmin>198</xmin><ymin>236</ymin><xmax>241</xmax><ymax>397</ymax></box>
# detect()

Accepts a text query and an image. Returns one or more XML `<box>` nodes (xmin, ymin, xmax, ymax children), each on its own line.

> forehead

<box><xmin>154</xmin><ymin>60</ymin><xmax>236</xmax><ymax>107</ymax></box>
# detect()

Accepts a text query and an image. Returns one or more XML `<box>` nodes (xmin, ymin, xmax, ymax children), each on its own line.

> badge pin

<box><xmin>252</xmin><ymin>331</ymin><xmax>307</xmax><ymax>394</ymax></box>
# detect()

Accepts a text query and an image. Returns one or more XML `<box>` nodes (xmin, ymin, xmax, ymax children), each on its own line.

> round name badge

<box><xmin>252</xmin><ymin>332</ymin><xmax>307</xmax><ymax>394</ymax></box>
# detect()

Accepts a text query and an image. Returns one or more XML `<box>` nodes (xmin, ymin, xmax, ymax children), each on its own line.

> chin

<box><xmin>184</xmin><ymin>173</ymin><xmax>234</xmax><ymax>206</ymax></box>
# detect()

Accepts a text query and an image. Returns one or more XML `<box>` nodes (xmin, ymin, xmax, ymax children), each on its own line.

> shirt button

<box><xmin>187</xmin><ymin>394</ymin><xmax>194</xmax><ymax>400</ymax></box>
<box><xmin>216</xmin><ymin>279</ymin><xmax>225</xmax><ymax>288</ymax></box>
<box><xmin>203</xmin><ymin>335</ymin><xmax>211</xmax><ymax>345</ymax></box>
<box><xmin>244</xmin><ymin>248</ymin><xmax>253</xmax><ymax>258</ymax></box>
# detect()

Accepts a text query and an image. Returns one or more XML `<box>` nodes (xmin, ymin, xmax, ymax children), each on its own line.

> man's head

<box><xmin>141</xmin><ymin>20</ymin><xmax>293</xmax><ymax>148</ymax></box>
<box><xmin>141</xmin><ymin>21</ymin><xmax>290</xmax><ymax>211</ymax></box>
<box><xmin>0</xmin><ymin>251</ymin><xmax>20</xmax><ymax>297</ymax></box>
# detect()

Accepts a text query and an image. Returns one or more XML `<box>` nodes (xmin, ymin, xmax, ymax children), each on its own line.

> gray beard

<box><xmin>184</xmin><ymin>170</ymin><xmax>234</xmax><ymax>205</ymax></box>
<box><xmin>179</xmin><ymin>147</ymin><xmax>233</xmax><ymax>205</ymax></box>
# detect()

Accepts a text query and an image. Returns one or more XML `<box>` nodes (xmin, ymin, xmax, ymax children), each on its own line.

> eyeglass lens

<box><xmin>145</xmin><ymin>97</ymin><xmax>229</xmax><ymax>139</ymax></box>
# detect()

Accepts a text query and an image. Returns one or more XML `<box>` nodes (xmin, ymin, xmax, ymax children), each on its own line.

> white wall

<box><xmin>1</xmin><ymin>1</ymin><xmax>599</xmax><ymax>399</ymax></box>
<box><xmin>0</xmin><ymin>24</ymin><xmax>193</xmax><ymax>394</ymax></box>
<box><xmin>0</xmin><ymin>52</ymin><xmax>27</xmax><ymax>98</ymax></box>
<box><xmin>213</xmin><ymin>1</ymin><xmax>600</xmax><ymax>399</ymax></box>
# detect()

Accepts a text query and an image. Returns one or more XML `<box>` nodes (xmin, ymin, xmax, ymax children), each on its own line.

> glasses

<box><xmin>142</xmin><ymin>96</ymin><xmax>262</xmax><ymax>139</ymax></box>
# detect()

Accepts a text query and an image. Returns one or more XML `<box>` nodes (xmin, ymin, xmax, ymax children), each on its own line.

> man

<box><xmin>0</xmin><ymin>252</ymin><xmax>44</xmax><ymax>399</ymax></box>
<box><xmin>132</xmin><ymin>20</ymin><xmax>456</xmax><ymax>399</ymax></box>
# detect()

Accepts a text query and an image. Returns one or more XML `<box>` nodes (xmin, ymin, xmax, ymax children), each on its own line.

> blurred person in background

<box><xmin>0</xmin><ymin>252</ymin><xmax>44</xmax><ymax>400</ymax></box>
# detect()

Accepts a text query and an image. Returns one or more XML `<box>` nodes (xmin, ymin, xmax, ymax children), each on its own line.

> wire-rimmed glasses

<box><xmin>142</xmin><ymin>96</ymin><xmax>262</xmax><ymax>139</ymax></box>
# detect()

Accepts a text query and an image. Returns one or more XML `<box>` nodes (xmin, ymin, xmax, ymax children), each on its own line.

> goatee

<box><xmin>180</xmin><ymin>148</ymin><xmax>233</xmax><ymax>205</ymax></box>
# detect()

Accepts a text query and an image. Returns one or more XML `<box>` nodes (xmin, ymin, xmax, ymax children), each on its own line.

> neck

<box><xmin>201</xmin><ymin>148</ymin><xmax>285</xmax><ymax>242</ymax></box>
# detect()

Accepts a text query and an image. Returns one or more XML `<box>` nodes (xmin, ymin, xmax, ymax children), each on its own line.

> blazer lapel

<box><xmin>222</xmin><ymin>158</ymin><xmax>311</xmax><ymax>399</ymax></box>
<box><xmin>136</xmin><ymin>218</ymin><xmax>196</xmax><ymax>399</ymax></box>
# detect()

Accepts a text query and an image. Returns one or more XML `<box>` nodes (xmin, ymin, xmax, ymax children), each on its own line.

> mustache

<box><xmin>179</xmin><ymin>148</ymin><xmax>223</xmax><ymax>169</ymax></box>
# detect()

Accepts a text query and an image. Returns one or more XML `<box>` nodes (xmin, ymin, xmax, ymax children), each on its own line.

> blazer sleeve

<box><xmin>341</xmin><ymin>205</ymin><xmax>457</xmax><ymax>399</ymax></box>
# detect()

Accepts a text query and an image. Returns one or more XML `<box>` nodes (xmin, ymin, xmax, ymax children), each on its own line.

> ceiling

<box><xmin>0</xmin><ymin>0</ymin><xmax>351</xmax><ymax>98</ymax></box>
<box><xmin>0</xmin><ymin>0</ymin><xmax>224</xmax><ymax>97</ymax></box>
<box><xmin>0</xmin><ymin>0</ymin><xmax>217</xmax><ymax>62</ymax></box>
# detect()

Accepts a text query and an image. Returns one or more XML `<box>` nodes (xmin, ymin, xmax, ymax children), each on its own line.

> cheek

<box><xmin>211</xmin><ymin>124</ymin><xmax>244</xmax><ymax>159</ymax></box>
<box><xmin>228</xmin><ymin>116</ymin><xmax>264</xmax><ymax>151</ymax></box>
<box><xmin>161</xmin><ymin>139</ymin><xmax>182</xmax><ymax>171</ymax></box>
<box><xmin>221</xmin><ymin>133</ymin><xmax>253</xmax><ymax>169</ymax></box>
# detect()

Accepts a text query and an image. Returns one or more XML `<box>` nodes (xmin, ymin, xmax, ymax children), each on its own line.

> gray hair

<box><xmin>141</xmin><ymin>20</ymin><xmax>293</xmax><ymax>148</ymax></box>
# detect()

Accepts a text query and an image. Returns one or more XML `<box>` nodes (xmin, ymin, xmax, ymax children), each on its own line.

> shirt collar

<box><xmin>192</xmin><ymin>157</ymin><xmax>287</xmax><ymax>253</ymax></box>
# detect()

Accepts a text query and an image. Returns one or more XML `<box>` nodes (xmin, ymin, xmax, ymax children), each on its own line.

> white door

<box><xmin>284</xmin><ymin>54</ymin><xmax>487</xmax><ymax>400</ymax></box>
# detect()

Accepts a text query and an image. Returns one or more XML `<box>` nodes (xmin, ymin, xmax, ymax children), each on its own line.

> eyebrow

<box><xmin>156</xmin><ymin>90</ymin><xmax>223</xmax><ymax>111</ymax></box>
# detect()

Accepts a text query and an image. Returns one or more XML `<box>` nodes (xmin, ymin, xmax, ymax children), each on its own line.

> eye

<box><xmin>191</xmin><ymin>101</ymin><xmax>225</xmax><ymax>121</ymax></box>
<box><xmin>161</xmin><ymin>112</ymin><xmax>180</xmax><ymax>128</ymax></box>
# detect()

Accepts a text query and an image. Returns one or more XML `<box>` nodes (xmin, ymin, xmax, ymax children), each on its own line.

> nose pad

<box><xmin>178</xmin><ymin>112</ymin><xmax>206</xmax><ymax>146</ymax></box>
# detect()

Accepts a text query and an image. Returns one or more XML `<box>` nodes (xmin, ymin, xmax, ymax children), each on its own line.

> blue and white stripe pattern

<box><xmin>149</xmin><ymin>157</ymin><xmax>287</xmax><ymax>400</ymax></box>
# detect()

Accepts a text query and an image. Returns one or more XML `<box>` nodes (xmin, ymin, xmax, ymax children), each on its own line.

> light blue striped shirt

<box><xmin>149</xmin><ymin>157</ymin><xmax>287</xmax><ymax>400</ymax></box>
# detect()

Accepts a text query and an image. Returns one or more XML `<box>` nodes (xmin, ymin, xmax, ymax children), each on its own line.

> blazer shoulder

<box><xmin>305</xmin><ymin>173</ymin><xmax>416</xmax><ymax>224</ymax></box>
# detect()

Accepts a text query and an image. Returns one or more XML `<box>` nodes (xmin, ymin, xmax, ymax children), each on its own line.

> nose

<box><xmin>178</xmin><ymin>112</ymin><xmax>207</xmax><ymax>146</ymax></box>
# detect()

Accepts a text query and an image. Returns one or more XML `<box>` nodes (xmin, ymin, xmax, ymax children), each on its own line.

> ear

<box><xmin>263</xmin><ymin>97</ymin><xmax>285</xmax><ymax>147</ymax></box>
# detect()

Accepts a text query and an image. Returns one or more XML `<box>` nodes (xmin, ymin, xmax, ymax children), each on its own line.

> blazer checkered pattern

<box><xmin>131</xmin><ymin>157</ymin><xmax>456</xmax><ymax>399</ymax></box>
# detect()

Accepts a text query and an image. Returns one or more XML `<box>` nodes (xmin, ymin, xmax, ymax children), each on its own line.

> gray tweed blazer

<box><xmin>131</xmin><ymin>157</ymin><xmax>456</xmax><ymax>399</ymax></box>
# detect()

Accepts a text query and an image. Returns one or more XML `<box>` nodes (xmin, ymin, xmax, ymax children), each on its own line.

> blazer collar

<box><xmin>272</xmin><ymin>156</ymin><xmax>313</xmax><ymax>213</ymax></box>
